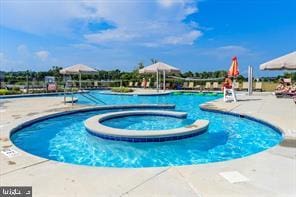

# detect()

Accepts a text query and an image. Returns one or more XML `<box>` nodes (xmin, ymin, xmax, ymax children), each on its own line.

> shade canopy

<box><xmin>139</xmin><ymin>62</ymin><xmax>180</xmax><ymax>74</ymax></box>
<box><xmin>228</xmin><ymin>56</ymin><xmax>239</xmax><ymax>77</ymax></box>
<box><xmin>60</xmin><ymin>64</ymin><xmax>97</xmax><ymax>74</ymax></box>
<box><xmin>260</xmin><ymin>51</ymin><xmax>296</xmax><ymax>70</ymax></box>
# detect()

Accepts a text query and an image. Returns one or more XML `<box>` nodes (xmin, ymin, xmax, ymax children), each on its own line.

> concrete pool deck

<box><xmin>0</xmin><ymin>94</ymin><xmax>295</xmax><ymax>196</ymax></box>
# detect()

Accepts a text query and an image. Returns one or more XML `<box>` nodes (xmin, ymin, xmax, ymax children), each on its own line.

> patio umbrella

<box><xmin>226</xmin><ymin>56</ymin><xmax>239</xmax><ymax>102</ymax></box>
<box><xmin>259</xmin><ymin>51</ymin><xmax>296</xmax><ymax>70</ymax></box>
<box><xmin>60</xmin><ymin>64</ymin><xmax>97</xmax><ymax>89</ymax></box>
<box><xmin>139</xmin><ymin>62</ymin><xmax>180</xmax><ymax>91</ymax></box>
<box><xmin>228</xmin><ymin>56</ymin><xmax>240</xmax><ymax>77</ymax></box>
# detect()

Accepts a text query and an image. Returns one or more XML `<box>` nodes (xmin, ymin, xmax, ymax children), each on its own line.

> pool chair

<box><xmin>194</xmin><ymin>84</ymin><xmax>201</xmax><ymax>90</ymax></box>
<box><xmin>134</xmin><ymin>82</ymin><xmax>139</xmax><ymax>87</ymax></box>
<box><xmin>283</xmin><ymin>78</ymin><xmax>292</xmax><ymax>86</ymax></box>
<box><xmin>128</xmin><ymin>81</ymin><xmax>133</xmax><ymax>87</ymax></box>
<box><xmin>140</xmin><ymin>81</ymin><xmax>145</xmax><ymax>88</ymax></box>
<box><xmin>241</xmin><ymin>82</ymin><xmax>248</xmax><ymax>91</ymax></box>
<box><xmin>165</xmin><ymin>83</ymin><xmax>171</xmax><ymax>89</ymax></box>
<box><xmin>254</xmin><ymin>82</ymin><xmax>263</xmax><ymax>92</ymax></box>
<box><xmin>87</xmin><ymin>81</ymin><xmax>93</xmax><ymax>89</ymax></box>
<box><xmin>146</xmin><ymin>81</ymin><xmax>150</xmax><ymax>88</ymax></box>
<box><xmin>94</xmin><ymin>81</ymin><xmax>99</xmax><ymax>88</ymax></box>
<box><xmin>188</xmin><ymin>82</ymin><xmax>194</xmax><ymax>89</ymax></box>
<box><xmin>154</xmin><ymin>82</ymin><xmax>158</xmax><ymax>89</ymax></box>
<box><xmin>182</xmin><ymin>82</ymin><xmax>189</xmax><ymax>89</ymax></box>
<box><xmin>212</xmin><ymin>82</ymin><xmax>219</xmax><ymax>90</ymax></box>
<box><xmin>205</xmin><ymin>82</ymin><xmax>212</xmax><ymax>90</ymax></box>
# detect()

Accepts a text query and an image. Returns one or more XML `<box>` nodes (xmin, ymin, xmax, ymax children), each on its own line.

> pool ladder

<box><xmin>80</xmin><ymin>92</ymin><xmax>107</xmax><ymax>105</ymax></box>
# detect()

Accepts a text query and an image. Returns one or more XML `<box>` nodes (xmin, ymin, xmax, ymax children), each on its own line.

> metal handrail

<box><xmin>80</xmin><ymin>92</ymin><xmax>107</xmax><ymax>105</ymax></box>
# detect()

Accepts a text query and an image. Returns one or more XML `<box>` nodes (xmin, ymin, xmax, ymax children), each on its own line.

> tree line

<box><xmin>1</xmin><ymin>65</ymin><xmax>295</xmax><ymax>85</ymax></box>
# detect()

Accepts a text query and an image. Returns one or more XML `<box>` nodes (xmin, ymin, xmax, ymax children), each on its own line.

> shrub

<box><xmin>0</xmin><ymin>89</ymin><xmax>22</xmax><ymax>95</ymax></box>
<box><xmin>12</xmin><ymin>86</ymin><xmax>20</xmax><ymax>91</ymax></box>
<box><xmin>0</xmin><ymin>89</ymin><xmax>9</xmax><ymax>95</ymax></box>
<box><xmin>111</xmin><ymin>87</ymin><xmax>133</xmax><ymax>93</ymax></box>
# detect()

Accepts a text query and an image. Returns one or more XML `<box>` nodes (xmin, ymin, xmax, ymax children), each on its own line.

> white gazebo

<box><xmin>60</xmin><ymin>64</ymin><xmax>97</xmax><ymax>89</ymax></box>
<box><xmin>260</xmin><ymin>51</ymin><xmax>296</xmax><ymax>70</ymax></box>
<box><xmin>139</xmin><ymin>62</ymin><xmax>180</xmax><ymax>91</ymax></box>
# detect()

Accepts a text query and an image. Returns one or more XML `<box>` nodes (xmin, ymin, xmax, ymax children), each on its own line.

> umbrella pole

<box><xmin>163</xmin><ymin>70</ymin><xmax>166</xmax><ymax>92</ymax></box>
<box><xmin>156</xmin><ymin>70</ymin><xmax>159</xmax><ymax>92</ymax></box>
<box><xmin>79</xmin><ymin>73</ymin><xmax>81</xmax><ymax>90</ymax></box>
<box><xmin>63</xmin><ymin>74</ymin><xmax>66</xmax><ymax>104</ymax></box>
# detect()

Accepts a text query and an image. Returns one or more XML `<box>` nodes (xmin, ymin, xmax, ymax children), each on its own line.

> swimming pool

<box><xmin>11</xmin><ymin>91</ymin><xmax>282</xmax><ymax>168</ymax></box>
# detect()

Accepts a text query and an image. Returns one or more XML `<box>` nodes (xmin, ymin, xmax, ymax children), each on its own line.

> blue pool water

<box><xmin>102</xmin><ymin>115</ymin><xmax>194</xmax><ymax>130</ymax></box>
<box><xmin>11</xmin><ymin>91</ymin><xmax>282</xmax><ymax>168</ymax></box>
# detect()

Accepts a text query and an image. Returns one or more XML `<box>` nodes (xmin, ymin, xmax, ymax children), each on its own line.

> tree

<box><xmin>150</xmin><ymin>58</ymin><xmax>158</xmax><ymax>64</ymax></box>
<box><xmin>137</xmin><ymin>62</ymin><xmax>144</xmax><ymax>69</ymax></box>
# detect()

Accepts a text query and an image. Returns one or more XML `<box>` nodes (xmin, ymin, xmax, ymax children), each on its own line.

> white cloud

<box><xmin>163</xmin><ymin>30</ymin><xmax>202</xmax><ymax>45</ymax></box>
<box><xmin>17</xmin><ymin>44</ymin><xmax>30</xmax><ymax>57</ymax></box>
<box><xmin>201</xmin><ymin>45</ymin><xmax>251</xmax><ymax>59</ymax></box>
<box><xmin>35</xmin><ymin>51</ymin><xmax>50</xmax><ymax>61</ymax></box>
<box><xmin>83</xmin><ymin>1</ymin><xmax>201</xmax><ymax>46</ymax></box>
<box><xmin>85</xmin><ymin>28</ymin><xmax>138</xmax><ymax>43</ymax></box>
<box><xmin>0</xmin><ymin>1</ymin><xmax>201</xmax><ymax>46</ymax></box>
<box><xmin>158</xmin><ymin>0</ymin><xmax>175</xmax><ymax>7</ymax></box>
<box><xmin>217</xmin><ymin>45</ymin><xmax>249</xmax><ymax>53</ymax></box>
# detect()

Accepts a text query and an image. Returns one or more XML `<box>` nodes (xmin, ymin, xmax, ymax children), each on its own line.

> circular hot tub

<box><xmin>84</xmin><ymin>110</ymin><xmax>209</xmax><ymax>142</ymax></box>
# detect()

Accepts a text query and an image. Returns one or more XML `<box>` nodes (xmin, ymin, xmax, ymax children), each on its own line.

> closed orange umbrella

<box><xmin>228</xmin><ymin>56</ymin><xmax>239</xmax><ymax>77</ymax></box>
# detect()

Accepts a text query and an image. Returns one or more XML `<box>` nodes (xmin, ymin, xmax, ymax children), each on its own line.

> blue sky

<box><xmin>0</xmin><ymin>0</ymin><xmax>295</xmax><ymax>77</ymax></box>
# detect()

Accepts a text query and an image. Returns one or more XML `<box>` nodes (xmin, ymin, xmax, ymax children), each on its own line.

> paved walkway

<box><xmin>0</xmin><ymin>94</ymin><xmax>295</xmax><ymax>196</ymax></box>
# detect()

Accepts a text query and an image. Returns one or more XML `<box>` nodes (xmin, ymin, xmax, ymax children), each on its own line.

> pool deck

<box><xmin>0</xmin><ymin>93</ymin><xmax>295</xmax><ymax>196</ymax></box>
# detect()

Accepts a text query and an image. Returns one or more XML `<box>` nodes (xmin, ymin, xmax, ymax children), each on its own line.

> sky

<box><xmin>0</xmin><ymin>0</ymin><xmax>295</xmax><ymax>77</ymax></box>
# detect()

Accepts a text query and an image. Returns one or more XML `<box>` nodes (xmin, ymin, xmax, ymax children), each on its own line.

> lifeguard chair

<box><xmin>223</xmin><ymin>81</ymin><xmax>237</xmax><ymax>102</ymax></box>
<box><xmin>224</xmin><ymin>56</ymin><xmax>239</xmax><ymax>102</ymax></box>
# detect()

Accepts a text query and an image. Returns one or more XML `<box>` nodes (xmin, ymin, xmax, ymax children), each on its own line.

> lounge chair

<box><xmin>94</xmin><ymin>81</ymin><xmax>98</xmax><ymax>87</ymax></box>
<box><xmin>283</xmin><ymin>78</ymin><xmax>292</xmax><ymax>86</ymax></box>
<box><xmin>254</xmin><ymin>82</ymin><xmax>263</xmax><ymax>92</ymax></box>
<box><xmin>165</xmin><ymin>83</ymin><xmax>171</xmax><ymax>89</ymax></box>
<box><xmin>134</xmin><ymin>82</ymin><xmax>139</xmax><ymax>87</ymax></box>
<box><xmin>128</xmin><ymin>82</ymin><xmax>133</xmax><ymax>87</ymax></box>
<box><xmin>212</xmin><ymin>82</ymin><xmax>219</xmax><ymax>90</ymax></box>
<box><xmin>233</xmin><ymin>82</ymin><xmax>239</xmax><ymax>90</ymax></box>
<box><xmin>205</xmin><ymin>82</ymin><xmax>211</xmax><ymax>90</ymax></box>
<box><xmin>275</xmin><ymin>85</ymin><xmax>296</xmax><ymax>98</ymax></box>
<box><xmin>188</xmin><ymin>82</ymin><xmax>194</xmax><ymax>89</ymax></box>
<box><xmin>194</xmin><ymin>84</ymin><xmax>201</xmax><ymax>90</ymax></box>
<box><xmin>140</xmin><ymin>81</ymin><xmax>145</xmax><ymax>88</ymax></box>
<box><xmin>146</xmin><ymin>81</ymin><xmax>150</xmax><ymax>88</ymax></box>
<box><xmin>182</xmin><ymin>82</ymin><xmax>189</xmax><ymax>89</ymax></box>
<box><xmin>242</xmin><ymin>82</ymin><xmax>248</xmax><ymax>91</ymax></box>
